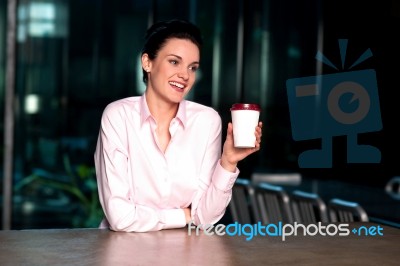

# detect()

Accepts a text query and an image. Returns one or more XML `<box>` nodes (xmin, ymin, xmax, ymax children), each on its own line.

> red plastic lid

<box><xmin>230</xmin><ymin>103</ymin><xmax>261</xmax><ymax>111</ymax></box>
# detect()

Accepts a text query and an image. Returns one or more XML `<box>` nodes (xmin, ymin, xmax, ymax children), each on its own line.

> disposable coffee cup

<box><xmin>230</xmin><ymin>103</ymin><xmax>261</xmax><ymax>148</ymax></box>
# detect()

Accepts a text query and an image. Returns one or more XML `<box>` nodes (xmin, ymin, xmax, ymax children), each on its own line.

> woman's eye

<box><xmin>189</xmin><ymin>66</ymin><xmax>198</xmax><ymax>72</ymax></box>
<box><xmin>169</xmin><ymin>60</ymin><xmax>178</xmax><ymax>65</ymax></box>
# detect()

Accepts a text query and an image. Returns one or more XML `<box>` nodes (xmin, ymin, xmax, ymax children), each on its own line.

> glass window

<box><xmin>0</xmin><ymin>0</ymin><xmax>7</xmax><ymax>226</ymax></box>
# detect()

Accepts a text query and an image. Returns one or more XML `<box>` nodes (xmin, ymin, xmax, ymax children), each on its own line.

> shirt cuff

<box><xmin>212</xmin><ymin>160</ymin><xmax>240</xmax><ymax>191</ymax></box>
<box><xmin>159</xmin><ymin>209</ymin><xmax>187</xmax><ymax>230</ymax></box>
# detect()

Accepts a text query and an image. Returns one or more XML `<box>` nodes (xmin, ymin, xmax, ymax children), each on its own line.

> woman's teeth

<box><xmin>169</xmin><ymin>81</ymin><xmax>184</xmax><ymax>89</ymax></box>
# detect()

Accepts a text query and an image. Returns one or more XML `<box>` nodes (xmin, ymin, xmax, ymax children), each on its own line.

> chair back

<box><xmin>255</xmin><ymin>182</ymin><xmax>293</xmax><ymax>224</ymax></box>
<box><xmin>385</xmin><ymin>176</ymin><xmax>400</xmax><ymax>200</ymax></box>
<box><xmin>290</xmin><ymin>190</ymin><xmax>329</xmax><ymax>224</ymax></box>
<box><xmin>229</xmin><ymin>178</ymin><xmax>258</xmax><ymax>224</ymax></box>
<box><xmin>328</xmin><ymin>198</ymin><xmax>369</xmax><ymax>222</ymax></box>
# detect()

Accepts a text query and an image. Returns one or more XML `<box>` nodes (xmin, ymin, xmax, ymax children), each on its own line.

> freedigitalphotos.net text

<box><xmin>187</xmin><ymin>221</ymin><xmax>383</xmax><ymax>241</ymax></box>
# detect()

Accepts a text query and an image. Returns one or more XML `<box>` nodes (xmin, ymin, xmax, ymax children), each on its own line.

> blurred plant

<box><xmin>14</xmin><ymin>154</ymin><xmax>103</xmax><ymax>228</ymax></box>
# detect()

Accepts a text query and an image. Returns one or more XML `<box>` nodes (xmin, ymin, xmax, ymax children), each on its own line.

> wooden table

<box><xmin>0</xmin><ymin>222</ymin><xmax>399</xmax><ymax>265</ymax></box>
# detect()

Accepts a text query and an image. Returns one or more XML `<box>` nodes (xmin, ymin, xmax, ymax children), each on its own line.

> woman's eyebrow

<box><xmin>167</xmin><ymin>54</ymin><xmax>199</xmax><ymax>65</ymax></box>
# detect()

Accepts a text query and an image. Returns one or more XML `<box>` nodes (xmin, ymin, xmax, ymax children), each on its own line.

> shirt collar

<box><xmin>140</xmin><ymin>94</ymin><xmax>187</xmax><ymax>128</ymax></box>
<box><xmin>140</xmin><ymin>94</ymin><xmax>152</xmax><ymax>126</ymax></box>
<box><xmin>175</xmin><ymin>100</ymin><xmax>187</xmax><ymax>128</ymax></box>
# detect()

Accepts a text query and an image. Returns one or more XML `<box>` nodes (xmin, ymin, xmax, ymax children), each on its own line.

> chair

<box><xmin>385</xmin><ymin>176</ymin><xmax>400</xmax><ymax>200</ymax></box>
<box><xmin>328</xmin><ymin>198</ymin><xmax>369</xmax><ymax>222</ymax></box>
<box><xmin>290</xmin><ymin>190</ymin><xmax>329</xmax><ymax>224</ymax></box>
<box><xmin>252</xmin><ymin>172</ymin><xmax>302</xmax><ymax>186</ymax></box>
<box><xmin>254</xmin><ymin>182</ymin><xmax>294</xmax><ymax>224</ymax></box>
<box><xmin>229</xmin><ymin>178</ymin><xmax>259</xmax><ymax>224</ymax></box>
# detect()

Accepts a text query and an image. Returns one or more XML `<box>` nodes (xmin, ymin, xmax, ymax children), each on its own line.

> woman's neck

<box><xmin>145</xmin><ymin>90</ymin><xmax>179</xmax><ymax>126</ymax></box>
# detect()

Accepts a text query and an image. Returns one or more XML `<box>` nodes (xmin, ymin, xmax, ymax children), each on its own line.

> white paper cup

<box><xmin>230</xmin><ymin>103</ymin><xmax>261</xmax><ymax>148</ymax></box>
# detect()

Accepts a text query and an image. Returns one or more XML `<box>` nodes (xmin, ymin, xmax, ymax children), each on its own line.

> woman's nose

<box><xmin>177</xmin><ymin>68</ymin><xmax>189</xmax><ymax>80</ymax></box>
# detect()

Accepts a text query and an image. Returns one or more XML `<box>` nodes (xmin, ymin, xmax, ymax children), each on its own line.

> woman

<box><xmin>94</xmin><ymin>19</ymin><xmax>262</xmax><ymax>232</ymax></box>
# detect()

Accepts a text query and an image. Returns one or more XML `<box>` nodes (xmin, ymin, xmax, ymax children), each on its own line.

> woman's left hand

<box><xmin>220</xmin><ymin>121</ymin><xmax>263</xmax><ymax>172</ymax></box>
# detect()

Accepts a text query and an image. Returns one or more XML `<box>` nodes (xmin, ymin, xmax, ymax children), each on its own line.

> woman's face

<box><xmin>144</xmin><ymin>38</ymin><xmax>200</xmax><ymax>104</ymax></box>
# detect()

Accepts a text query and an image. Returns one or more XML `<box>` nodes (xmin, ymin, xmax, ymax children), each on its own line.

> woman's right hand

<box><xmin>221</xmin><ymin>122</ymin><xmax>263</xmax><ymax>172</ymax></box>
<box><xmin>183</xmin><ymin>207</ymin><xmax>191</xmax><ymax>224</ymax></box>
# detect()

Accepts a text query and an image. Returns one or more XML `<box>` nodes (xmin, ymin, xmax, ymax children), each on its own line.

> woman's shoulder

<box><xmin>106</xmin><ymin>96</ymin><xmax>140</xmax><ymax>108</ymax></box>
<box><xmin>103</xmin><ymin>96</ymin><xmax>141</xmax><ymax>114</ymax></box>
<box><xmin>185</xmin><ymin>100</ymin><xmax>219</xmax><ymax>115</ymax></box>
<box><xmin>184</xmin><ymin>100</ymin><xmax>221</xmax><ymax>122</ymax></box>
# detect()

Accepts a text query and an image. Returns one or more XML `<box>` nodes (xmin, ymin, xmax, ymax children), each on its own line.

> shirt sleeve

<box><xmin>94</xmin><ymin>104</ymin><xmax>186</xmax><ymax>232</ymax></box>
<box><xmin>190</xmin><ymin>112</ymin><xmax>239</xmax><ymax>226</ymax></box>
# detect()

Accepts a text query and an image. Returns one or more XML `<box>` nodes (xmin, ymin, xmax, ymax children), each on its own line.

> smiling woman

<box><xmin>143</xmin><ymin>38</ymin><xmax>200</xmax><ymax>105</ymax></box>
<box><xmin>94</xmin><ymin>19</ymin><xmax>263</xmax><ymax>232</ymax></box>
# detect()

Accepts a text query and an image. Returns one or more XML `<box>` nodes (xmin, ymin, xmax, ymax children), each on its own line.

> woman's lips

<box><xmin>169</xmin><ymin>81</ymin><xmax>185</xmax><ymax>92</ymax></box>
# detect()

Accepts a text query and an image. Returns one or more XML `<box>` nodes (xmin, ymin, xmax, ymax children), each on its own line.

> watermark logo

<box><xmin>286</xmin><ymin>39</ymin><xmax>382</xmax><ymax>168</ymax></box>
<box><xmin>188</xmin><ymin>221</ymin><xmax>384</xmax><ymax>241</ymax></box>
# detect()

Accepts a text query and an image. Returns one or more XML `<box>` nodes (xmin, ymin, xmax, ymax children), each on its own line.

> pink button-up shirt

<box><xmin>94</xmin><ymin>95</ymin><xmax>239</xmax><ymax>232</ymax></box>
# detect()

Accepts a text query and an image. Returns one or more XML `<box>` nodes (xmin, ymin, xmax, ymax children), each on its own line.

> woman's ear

<box><xmin>141</xmin><ymin>53</ymin><xmax>151</xmax><ymax>72</ymax></box>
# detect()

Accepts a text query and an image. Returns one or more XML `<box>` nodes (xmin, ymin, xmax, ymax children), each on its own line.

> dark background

<box><xmin>0</xmin><ymin>0</ymin><xmax>399</xmax><ymax>228</ymax></box>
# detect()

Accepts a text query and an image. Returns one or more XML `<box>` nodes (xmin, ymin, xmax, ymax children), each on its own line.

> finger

<box><xmin>255</xmin><ymin>131</ymin><xmax>261</xmax><ymax>143</ymax></box>
<box><xmin>250</xmin><ymin>144</ymin><xmax>260</xmax><ymax>153</ymax></box>
<box><xmin>255</xmin><ymin>126</ymin><xmax>262</xmax><ymax>142</ymax></box>
<box><xmin>256</xmin><ymin>127</ymin><xmax>262</xmax><ymax>137</ymax></box>
<box><xmin>255</xmin><ymin>123</ymin><xmax>263</xmax><ymax>134</ymax></box>
<box><xmin>226</xmin><ymin>122</ymin><xmax>234</xmax><ymax>141</ymax></box>
<box><xmin>253</xmin><ymin>136</ymin><xmax>261</xmax><ymax>148</ymax></box>
<box><xmin>227</xmin><ymin>122</ymin><xmax>233</xmax><ymax>135</ymax></box>
<box><xmin>228</xmin><ymin>122</ymin><xmax>233</xmax><ymax>132</ymax></box>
